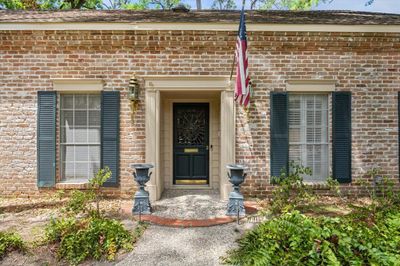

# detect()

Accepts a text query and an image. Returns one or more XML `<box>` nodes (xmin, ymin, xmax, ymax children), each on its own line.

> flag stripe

<box><xmin>235</xmin><ymin>8</ymin><xmax>250</xmax><ymax>108</ymax></box>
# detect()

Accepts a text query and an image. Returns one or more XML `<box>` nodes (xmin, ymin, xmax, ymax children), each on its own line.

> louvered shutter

<box><xmin>332</xmin><ymin>91</ymin><xmax>352</xmax><ymax>183</ymax></box>
<box><xmin>270</xmin><ymin>92</ymin><xmax>289</xmax><ymax>180</ymax></box>
<box><xmin>101</xmin><ymin>91</ymin><xmax>120</xmax><ymax>187</ymax></box>
<box><xmin>37</xmin><ymin>91</ymin><xmax>56</xmax><ymax>187</ymax></box>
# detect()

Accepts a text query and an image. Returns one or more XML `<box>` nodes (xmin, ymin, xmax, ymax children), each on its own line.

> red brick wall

<box><xmin>0</xmin><ymin>30</ymin><xmax>399</xmax><ymax>198</ymax></box>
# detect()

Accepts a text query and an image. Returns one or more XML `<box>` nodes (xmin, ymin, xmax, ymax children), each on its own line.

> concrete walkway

<box><xmin>117</xmin><ymin>190</ymin><xmax>248</xmax><ymax>266</ymax></box>
<box><xmin>116</xmin><ymin>223</ymin><xmax>240</xmax><ymax>266</ymax></box>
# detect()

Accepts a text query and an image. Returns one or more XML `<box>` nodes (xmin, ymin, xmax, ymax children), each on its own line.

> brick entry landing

<box><xmin>121</xmin><ymin>190</ymin><xmax>257</xmax><ymax>227</ymax></box>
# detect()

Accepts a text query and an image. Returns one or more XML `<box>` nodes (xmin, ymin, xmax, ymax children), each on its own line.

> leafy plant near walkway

<box><xmin>45</xmin><ymin>167</ymin><xmax>139</xmax><ymax>265</ymax></box>
<box><xmin>269</xmin><ymin>163</ymin><xmax>314</xmax><ymax>214</ymax></box>
<box><xmin>46</xmin><ymin>217</ymin><xmax>133</xmax><ymax>264</ymax></box>
<box><xmin>0</xmin><ymin>231</ymin><xmax>26</xmax><ymax>258</ymax></box>
<box><xmin>224</xmin><ymin>208</ymin><xmax>400</xmax><ymax>265</ymax></box>
<box><xmin>224</xmin><ymin>165</ymin><xmax>400</xmax><ymax>265</ymax></box>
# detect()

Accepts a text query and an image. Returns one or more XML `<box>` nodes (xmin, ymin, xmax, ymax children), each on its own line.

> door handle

<box><xmin>206</xmin><ymin>145</ymin><xmax>209</xmax><ymax>150</ymax></box>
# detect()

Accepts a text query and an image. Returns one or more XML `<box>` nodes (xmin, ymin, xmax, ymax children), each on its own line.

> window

<box><xmin>60</xmin><ymin>94</ymin><xmax>101</xmax><ymax>182</ymax></box>
<box><xmin>288</xmin><ymin>94</ymin><xmax>329</xmax><ymax>182</ymax></box>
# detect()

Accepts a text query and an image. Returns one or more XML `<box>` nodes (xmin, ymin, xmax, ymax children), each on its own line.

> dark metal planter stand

<box><xmin>132</xmin><ymin>163</ymin><xmax>154</xmax><ymax>215</ymax></box>
<box><xmin>226</xmin><ymin>164</ymin><xmax>247</xmax><ymax>217</ymax></box>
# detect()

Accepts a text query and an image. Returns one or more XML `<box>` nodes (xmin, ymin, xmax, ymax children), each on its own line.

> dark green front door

<box><xmin>173</xmin><ymin>103</ymin><xmax>209</xmax><ymax>185</ymax></box>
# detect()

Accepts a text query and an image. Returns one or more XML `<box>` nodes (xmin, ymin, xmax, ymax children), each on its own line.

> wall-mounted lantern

<box><xmin>129</xmin><ymin>74</ymin><xmax>140</xmax><ymax>121</ymax></box>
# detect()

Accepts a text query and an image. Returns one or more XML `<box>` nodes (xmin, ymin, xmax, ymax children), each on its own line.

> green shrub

<box><xmin>224</xmin><ymin>209</ymin><xmax>400</xmax><ymax>266</ymax></box>
<box><xmin>45</xmin><ymin>167</ymin><xmax>139</xmax><ymax>265</ymax></box>
<box><xmin>46</xmin><ymin>216</ymin><xmax>133</xmax><ymax>265</ymax></box>
<box><xmin>269</xmin><ymin>163</ymin><xmax>314</xmax><ymax>214</ymax></box>
<box><xmin>63</xmin><ymin>167</ymin><xmax>112</xmax><ymax>218</ymax></box>
<box><xmin>0</xmin><ymin>231</ymin><xmax>26</xmax><ymax>258</ymax></box>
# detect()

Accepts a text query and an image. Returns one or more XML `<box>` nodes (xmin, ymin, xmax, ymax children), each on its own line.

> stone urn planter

<box><xmin>132</xmin><ymin>163</ymin><xmax>154</xmax><ymax>215</ymax></box>
<box><xmin>226</xmin><ymin>164</ymin><xmax>247</xmax><ymax>216</ymax></box>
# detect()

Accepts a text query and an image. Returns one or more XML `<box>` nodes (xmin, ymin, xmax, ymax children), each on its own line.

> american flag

<box><xmin>235</xmin><ymin>7</ymin><xmax>251</xmax><ymax>108</ymax></box>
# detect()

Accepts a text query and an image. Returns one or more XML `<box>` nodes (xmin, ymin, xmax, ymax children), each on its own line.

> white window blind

<box><xmin>289</xmin><ymin>94</ymin><xmax>329</xmax><ymax>182</ymax></box>
<box><xmin>60</xmin><ymin>94</ymin><xmax>101</xmax><ymax>182</ymax></box>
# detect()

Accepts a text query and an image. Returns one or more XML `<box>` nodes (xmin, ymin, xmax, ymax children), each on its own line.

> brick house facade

<box><xmin>0</xmin><ymin>10</ymin><xmax>399</xmax><ymax>200</ymax></box>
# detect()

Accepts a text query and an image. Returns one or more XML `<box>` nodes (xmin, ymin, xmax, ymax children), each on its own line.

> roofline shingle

<box><xmin>1</xmin><ymin>10</ymin><xmax>400</xmax><ymax>25</ymax></box>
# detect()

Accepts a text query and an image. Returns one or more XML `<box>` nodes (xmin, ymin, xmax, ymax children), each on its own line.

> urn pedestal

<box><xmin>132</xmin><ymin>164</ymin><xmax>154</xmax><ymax>215</ymax></box>
<box><xmin>226</xmin><ymin>164</ymin><xmax>247</xmax><ymax>216</ymax></box>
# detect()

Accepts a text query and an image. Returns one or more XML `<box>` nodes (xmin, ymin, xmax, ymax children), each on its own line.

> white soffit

<box><xmin>286</xmin><ymin>80</ymin><xmax>336</xmax><ymax>92</ymax></box>
<box><xmin>52</xmin><ymin>79</ymin><xmax>104</xmax><ymax>91</ymax></box>
<box><xmin>1</xmin><ymin>22</ymin><xmax>400</xmax><ymax>32</ymax></box>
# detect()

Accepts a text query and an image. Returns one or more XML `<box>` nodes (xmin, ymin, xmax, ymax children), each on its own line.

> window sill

<box><xmin>303</xmin><ymin>182</ymin><xmax>331</xmax><ymax>190</ymax></box>
<box><xmin>56</xmin><ymin>182</ymin><xmax>90</xmax><ymax>190</ymax></box>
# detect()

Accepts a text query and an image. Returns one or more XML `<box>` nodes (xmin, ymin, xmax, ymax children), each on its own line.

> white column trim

<box><xmin>143</xmin><ymin>75</ymin><xmax>235</xmax><ymax>201</ymax></box>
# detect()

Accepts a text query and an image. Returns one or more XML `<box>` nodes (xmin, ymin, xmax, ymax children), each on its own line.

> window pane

<box><xmin>62</xmin><ymin>162</ymin><xmax>75</xmax><ymax>180</ymax></box>
<box><xmin>61</xmin><ymin>111</ymin><xmax>74</xmax><ymax>127</ymax></box>
<box><xmin>62</xmin><ymin>145</ymin><xmax>74</xmax><ymax>162</ymax></box>
<box><xmin>75</xmin><ymin>95</ymin><xmax>87</xmax><ymax>109</ymax></box>
<box><xmin>75</xmin><ymin>163</ymin><xmax>88</xmax><ymax>179</ymax></box>
<box><xmin>61</xmin><ymin>126</ymin><xmax>74</xmax><ymax>143</ymax></box>
<box><xmin>289</xmin><ymin>128</ymin><xmax>301</xmax><ymax>143</ymax></box>
<box><xmin>89</xmin><ymin>161</ymin><xmax>101</xmax><ymax>179</ymax></box>
<box><xmin>89</xmin><ymin>111</ymin><xmax>100</xmax><ymax>126</ymax></box>
<box><xmin>74</xmin><ymin>128</ymin><xmax>88</xmax><ymax>143</ymax></box>
<box><xmin>89</xmin><ymin>146</ymin><xmax>100</xmax><ymax>162</ymax></box>
<box><xmin>289</xmin><ymin>109</ymin><xmax>301</xmax><ymax>126</ymax></box>
<box><xmin>75</xmin><ymin>146</ymin><xmax>89</xmax><ymax>162</ymax></box>
<box><xmin>88</xmin><ymin>128</ymin><xmax>100</xmax><ymax>143</ymax></box>
<box><xmin>289</xmin><ymin>95</ymin><xmax>300</xmax><ymax>109</ymax></box>
<box><xmin>75</xmin><ymin>111</ymin><xmax>87</xmax><ymax>126</ymax></box>
<box><xmin>289</xmin><ymin>144</ymin><xmax>301</xmax><ymax>164</ymax></box>
<box><xmin>89</xmin><ymin>95</ymin><xmax>101</xmax><ymax>109</ymax></box>
<box><xmin>61</xmin><ymin>95</ymin><xmax>74</xmax><ymax>109</ymax></box>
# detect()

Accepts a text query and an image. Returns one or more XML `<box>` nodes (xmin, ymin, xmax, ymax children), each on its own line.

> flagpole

<box><xmin>229</xmin><ymin>53</ymin><xmax>236</xmax><ymax>81</ymax></box>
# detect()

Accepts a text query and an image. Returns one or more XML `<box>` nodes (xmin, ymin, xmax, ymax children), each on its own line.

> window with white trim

<box><xmin>60</xmin><ymin>94</ymin><xmax>101</xmax><ymax>182</ymax></box>
<box><xmin>289</xmin><ymin>94</ymin><xmax>329</xmax><ymax>182</ymax></box>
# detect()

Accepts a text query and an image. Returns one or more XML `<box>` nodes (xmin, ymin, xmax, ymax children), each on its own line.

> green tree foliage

<box><xmin>0</xmin><ymin>0</ymin><xmax>378</xmax><ymax>10</ymax></box>
<box><xmin>103</xmin><ymin>0</ymin><xmax>181</xmax><ymax>9</ymax></box>
<box><xmin>0</xmin><ymin>0</ymin><xmax>102</xmax><ymax>9</ymax></box>
<box><xmin>211</xmin><ymin>0</ymin><xmax>236</xmax><ymax>10</ymax></box>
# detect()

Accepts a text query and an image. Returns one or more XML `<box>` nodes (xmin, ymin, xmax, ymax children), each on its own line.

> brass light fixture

<box><xmin>128</xmin><ymin>75</ymin><xmax>140</xmax><ymax>120</ymax></box>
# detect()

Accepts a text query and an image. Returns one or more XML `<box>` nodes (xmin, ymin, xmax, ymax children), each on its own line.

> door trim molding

<box><xmin>143</xmin><ymin>76</ymin><xmax>235</xmax><ymax>201</ymax></box>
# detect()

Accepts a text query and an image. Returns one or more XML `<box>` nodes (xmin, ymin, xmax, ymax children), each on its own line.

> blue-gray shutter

<box><xmin>332</xmin><ymin>91</ymin><xmax>352</xmax><ymax>183</ymax></box>
<box><xmin>270</xmin><ymin>92</ymin><xmax>289</xmax><ymax>180</ymax></box>
<box><xmin>37</xmin><ymin>91</ymin><xmax>56</xmax><ymax>187</ymax></box>
<box><xmin>101</xmin><ymin>91</ymin><xmax>120</xmax><ymax>187</ymax></box>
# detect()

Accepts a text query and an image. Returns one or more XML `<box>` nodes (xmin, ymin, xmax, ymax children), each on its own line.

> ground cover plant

<box><xmin>0</xmin><ymin>231</ymin><xmax>26</xmax><ymax>258</ymax></box>
<box><xmin>44</xmin><ymin>167</ymin><xmax>143</xmax><ymax>265</ymax></box>
<box><xmin>224</xmin><ymin>165</ymin><xmax>400</xmax><ymax>266</ymax></box>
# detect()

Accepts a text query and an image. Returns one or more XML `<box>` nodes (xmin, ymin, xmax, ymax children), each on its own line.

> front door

<box><xmin>173</xmin><ymin>103</ymin><xmax>209</xmax><ymax>185</ymax></box>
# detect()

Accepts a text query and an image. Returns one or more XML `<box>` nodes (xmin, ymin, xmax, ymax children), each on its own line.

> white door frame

<box><xmin>143</xmin><ymin>75</ymin><xmax>235</xmax><ymax>201</ymax></box>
